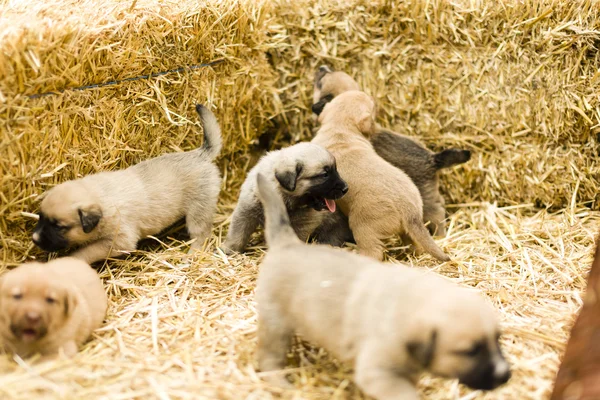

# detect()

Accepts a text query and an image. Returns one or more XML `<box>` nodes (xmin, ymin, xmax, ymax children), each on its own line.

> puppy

<box><xmin>221</xmin><ymin>142</ymin><xmax>348</xmax><ymax>253</ymax></box>
<box><xmin>312</xmin><ymin>66</ymin><xmax>471</xmax><ymax>237</ymax></box>
<box><xmin>312</xmin><ymin>90</ymin><xmax>449</xmax><ymax>261</ymax></box>
<box><xmin>0</xmin><ymin>257</ymin><xmax>107</xmax><ymax>358</ymax></box>
<box><xmin>33</xmin><ymin>104</ymin><xmax>222</xmax><ymax>263</ymax></box>
<box><xmin>254</xmin><ymin>173</ymin><xmax>511</xmax><ymax>399</ymax></box>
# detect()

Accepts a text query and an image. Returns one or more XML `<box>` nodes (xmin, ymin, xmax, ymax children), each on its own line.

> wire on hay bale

<box><xmin>0</xmin><ymin>0</ymin><xmax>599</xmax><ymax>399</ymax></box>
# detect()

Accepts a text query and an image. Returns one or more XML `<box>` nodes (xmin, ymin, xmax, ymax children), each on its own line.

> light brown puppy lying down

<box><xmin>312</xmin><ymin>90</ymin><xmax>449</xmax><ymax>261</ymax></box>
<box><xmin>0</xmin><ymin>257</ymin><xmax>107</xmax><ymax>358</ymax></box>
<box><xmin>254</xmin><ymin>173</ymin><xmax>511</xmax><ymax>399</ymax></box>
<box><xmin>312</xmin><ymin>66</ymin><xmax>471</xmax><ymax>237</ymax></box>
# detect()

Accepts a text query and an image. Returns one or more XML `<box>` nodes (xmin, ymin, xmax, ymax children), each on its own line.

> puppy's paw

<box><xmin>261</xmin><ymin>374</ymin><xmax>294</xmax><ymax>389</ymax></box>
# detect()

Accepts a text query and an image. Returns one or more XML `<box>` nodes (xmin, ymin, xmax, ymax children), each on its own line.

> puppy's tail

<box><xmin>406</xmin><ymin>216</ymin><xmax>451</xmax><ymax>262</ymax></box>
<box><xmin>195</xmin><ymin>104</ymin><xmax>222</xmax><ymax>160</ymax></box>
<box><xmin>256</xmin><ymin>173</ymin><xmax>300</xmax><ymax>248</ymax></box>
<box><xmin>433</xmin><ymin>149</ymin><xmax>471</xmax><ymax>170</ymax></box>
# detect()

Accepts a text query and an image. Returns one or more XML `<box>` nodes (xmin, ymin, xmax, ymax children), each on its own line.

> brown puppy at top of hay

<box><xmin>221</xmin><ymin>142</ymin><xmax>348</xmax><ymax>253</ymax></box>
<box><xmin>312</xmin><ymin>90</ymin><xmax>449</xmax><ymax>261</ymax></box>
<box><xmin>312</xmin><ymin>65</ymin><xmax>471</xmax><ymax>237</ymax></box>
<box><xmin>0</xmin><ymin>257</ymin><xmax>107</xmax><ymax>359</ymax></box>
<box><xmin>32</xmin><ymin>104</ymin><xmax>222</xmax><ymax>263</ymax></box>
<box><xmin>254</xmin><ymin>172</ymin><xmax>511</xmax><ymax>399</ymax></box>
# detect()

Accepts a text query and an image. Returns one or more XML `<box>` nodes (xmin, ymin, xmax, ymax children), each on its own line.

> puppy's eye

<box><xmin>12</xmin><ymin>293</ymin><xmax>22</xmax><ymax>300</ymax></box>
<box><xmin>458</xmin><ymin>343</ymin><xmax>484</xmax><ymax>357</ymax></box>
<box><xmin>57</xmin><ymin>225</ymin><xmax>71</xmax><ymax>232</ymax></box>
<box><xmin>46</xmin><ymin>297</ymin><xmax>56</xmax><ymax>304</ymax></box>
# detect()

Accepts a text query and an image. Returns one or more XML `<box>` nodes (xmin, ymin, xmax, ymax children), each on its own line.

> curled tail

<box><xmin>433</xmin><ymin>149</ymin><xmax>471</xmax><ymax>170</ymax></box>
<box><xmin>195</xmin><ymin>104</ymin><xmax>222</xmax><ymax>160</ymax></box>
<box><xmin>406</xmin><ymin>216</ymin><xmax>451</xmax><ymax>262</ymax></box>
<box><xmin>256</xmin><ymin>173</ymin><xmax>300</xmax><ymax>248</ymax></box>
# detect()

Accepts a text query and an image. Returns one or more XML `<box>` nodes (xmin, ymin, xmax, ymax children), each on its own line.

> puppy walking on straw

<box><xmin>254</xmin><ymin>173</ymin><xmax>511</xmax><ymax>400</ymax></box>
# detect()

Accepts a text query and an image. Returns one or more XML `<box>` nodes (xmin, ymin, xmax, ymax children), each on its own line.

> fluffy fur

<box><xmin>0</xmin><ymin>257</ymin><xmax>107</xmax><ymax>358</ymax></box>
<box><xmin>254</xmin><ymin>173</ymin><xmax>511</xmax><ymax>399</ymax></box>
<box><xmin>312</xmin><ymin>90</ymin><xmax>449</xmax><ymax>261</ymax></box>
<box><xmin>33</xmin><ymin>104</ymin><xmax>222</xmax><ymax>263</ymax></box>
<box><xmin>221</xmin><ymin>142</ymin><xmax>347</xmax><ymax>253</ymax></box>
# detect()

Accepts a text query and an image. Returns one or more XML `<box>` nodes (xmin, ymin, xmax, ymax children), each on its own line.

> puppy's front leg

<box><xmin>71</xmin><ymin>236</ymin><xmax>136</xmax><ymax>264</ymax></box>
<box><xmin>355</xmin><ymin>349</ymin><xmax>419</xmax><ymax>400</ymax></box>
<box><xmin>61</xmin><ymin>340</ymin><xmax>78</xmax><ymax>357</ymax></box>
<box><xmin>222</xmin><ymin>202</ymin><xmax>262</xmax><ymax>253</ymax></box>
<box><xmin>257</xmin><ymin>308</ymin><xmax>293</xmax><ymax>387</ymax></box>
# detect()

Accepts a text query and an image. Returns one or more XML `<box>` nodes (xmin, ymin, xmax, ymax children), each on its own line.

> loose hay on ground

<box><xmin>1</xmin><ymin>0</ymin><xmax>600</xmax><ymax>399</ymax></box>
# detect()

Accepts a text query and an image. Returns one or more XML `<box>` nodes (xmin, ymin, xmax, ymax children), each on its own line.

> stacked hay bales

<box><xmin>0</xmin><ymin>0</ymin><xmax>599</xmax><ymax>399</ymax></box>
<box><xmin>0</xmin><ymin>0</ymin><xmax>282</xmax><ymax>265</ymax></box>
<box><xmin>269</xmin><ymin>0</ymin><xmax>600</xmax><ymax>209</ymax></box>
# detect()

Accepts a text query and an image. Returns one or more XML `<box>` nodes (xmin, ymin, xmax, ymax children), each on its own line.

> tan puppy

<box><xmin>32</xmin><ymin>105</ymin><xmax>222</xmax><ymax>263</ymax></box>
<box><xmin>312</xmin><ymin>90</ymin><xmax>449</xmax><ymax>261</ymax></box>
<box><xmin>254</xmin><ymin>173</ymin><xmax>510</xmax><ymax>399</ymax></box>
<box><xmin>0</xmin><ymin>257</ymin><xmax>107</xmax><ymax>358</ymax></box>
<box><xmin>312</xmin><ymin>66</ymin><xmax>471</xmax><ymax>237</ymax></box>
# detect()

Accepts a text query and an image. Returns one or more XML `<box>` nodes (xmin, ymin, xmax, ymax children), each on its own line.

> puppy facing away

<box><xmin>254</xmin><ymin>173</ymin><xmax>511</xmax><ymax>399</ymax></box>
<box><xmin>312</xmin><ymin>90</ymin><xmax>449</xmax><ymax>261</ymax></box>
<box><xmin>0</xmin><ymin>257</ymin><xmax>107</xmax><ymax>358</ymax></box>
<box><xmin>33</xmin><ymin>104</ymin><xmax>222</xmax><ymax>263</ymax></box>
<box><xmin>221</xmin><ymin>142</ymin><xmax>348</xmax><ymax>253</ymax></box>
<box><xmin>313</xmin><ymin>66</ymin><xmax>471</xmax><ymax>237</ymax></box>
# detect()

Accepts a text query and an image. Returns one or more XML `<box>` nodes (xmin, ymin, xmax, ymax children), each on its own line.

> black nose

<box><xmin>341</xmin><ymin>185</ymin><xmax>348</xmax><ymax>195</ymax></box>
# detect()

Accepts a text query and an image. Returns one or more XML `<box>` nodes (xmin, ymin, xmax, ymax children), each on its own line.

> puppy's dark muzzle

<box><xmin>459</xmin><ymin>361</ymin><xmax>511</xmax><ymax>390</ymax></box>
<box><xmin>328</xmin><ymin>178</ymin><xmax>348</xmax><ymax>200</ymax></box>
<box><xmin>329</xmin><ymin>183</ymin><xmax>348</xmax><ymax>200</ymax></box>
<box><xmin>33</xmin><ymin>226</ymin><xmax>69</xmax><ymax>252</ymax></box>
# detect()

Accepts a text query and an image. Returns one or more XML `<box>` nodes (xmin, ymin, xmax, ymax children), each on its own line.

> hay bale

<box><xmin>268</xmin><ymin>0</ymin><xmax>600</xmax><ymax>210</ymax></box>
<box><xmin>0</xmin><ymin>0</ymin><xmax>284</xmax><ymax>264</ymax></box>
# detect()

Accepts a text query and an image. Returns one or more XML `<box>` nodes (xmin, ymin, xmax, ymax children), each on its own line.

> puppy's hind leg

<box><xmin>349</xmin><ymin>217</ymin><xmax>385</xmax><ymax>261</ymax></box>
<box><xmin>186</xmin><ymin>210</ymin><xmax>215</xmax><ymax>252</ymax></box>
<box><xmin>405</xmin><ymin>215</ymin><xmax>450</xmax><ymax>262</ymax></box>
<box><xmin>423</xmin><ymin>195</ymin><xmax>446</xmax><ymax>237</ymax></box>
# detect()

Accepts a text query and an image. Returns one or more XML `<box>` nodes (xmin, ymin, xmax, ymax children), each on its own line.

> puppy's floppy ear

<box><xmin>78</xmin><ymin>204</ymin><xmax>102</xmax><ymax>233</ymax></box>
<box><xmin>406</xmin><ymin>329</ymin><xmax>437</xmax><ymax>368</ymax></box>
<box><xmin>356</xmin><ymin>111</ymin><xmax>375</xmax><ymax>135</ymax></box>
<box><xmin>274</xmin><ymin>162</ymin><xmax>304</xmax><ymax>192</ymax></box>
<box><xmin>63</xmin><ymin>289</ymin><xmax>78</xmax><ymax>317</ymax></box>
<box><xmin>312</xmin><ymin>94</ymin><xmax>334</xmax><ymax>116</ymax></box>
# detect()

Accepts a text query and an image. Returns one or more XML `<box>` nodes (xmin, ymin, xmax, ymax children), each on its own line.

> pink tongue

<box><xmin>325</xmin><ymin>198</ymin><xmax>336</xmax><ymax>213</ymax></box>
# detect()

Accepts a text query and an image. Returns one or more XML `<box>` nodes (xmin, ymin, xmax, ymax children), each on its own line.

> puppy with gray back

<box><xmin>312</xmin><ymin>90</ymin><xmax>449</xmax><ymax>261</ymax></box>
<box><xmin>312</xmin><ymin>66</ymin><xmax>471</xmax><ymax>237</ymax></box>
<box><xmin>221</xmin><ymin>142</ymin><xmax>348</xmax><ymax>253</ymax></box>
<box><xmin>33</xmin><ymin>105</ymin><xmax>222</xmax><ymax>263</ymax></box>
<box><xmin>0</xmin><ymin>257</ymin><xmax>107</xmax><ymax>358</ymax></box>
<box><xmin>254</xmin><ymin>173</ymin><xmax>511</xmax><ymax>399</ymax></box>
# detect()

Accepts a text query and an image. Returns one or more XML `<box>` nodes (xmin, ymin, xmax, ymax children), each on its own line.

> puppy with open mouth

<box><xmin>312</xmin><ymin>66</ymin><xmax>471</xmax><ymax>238</ymax></box>
<box><xmin>32</xmin><ymin>104</ymin><xmax>222</xmax><ymax>263</ymax></box>
<box><xmin>0</xmin><ymin>257</ymin><xmax>107</xmax><ymax>359</ymax></box>
<box><xmin>312</xmin><ymin>90</ymin><xmax>449</xmax><ymax>261</ymax></box>
<box><xmin>221</xmin><ymin>142</ymin><xmax>348</xmax><ymax>253</ymax></box>
<box><xmin>254</xmin><ymin>173</ymin><xmax>511</xmax><ymax>399</ymax></box>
